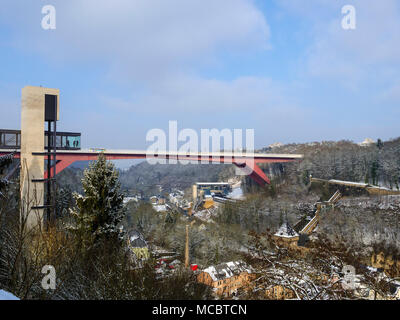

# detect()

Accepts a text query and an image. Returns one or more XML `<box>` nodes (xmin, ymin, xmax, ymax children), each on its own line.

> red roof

<box><xmin>190</xmin><ymin>264</ymin><xmax>198</xmax><ymax>271</ymax></box>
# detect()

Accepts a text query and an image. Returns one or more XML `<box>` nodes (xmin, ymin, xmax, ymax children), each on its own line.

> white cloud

<box><xmin>101</xmin><ymin>74</ymin><xmax>302</xmax><ymax>115</ymax></box>
<box><xmin>302</xmin><ymin>0</ymin><xmax>400</xmax><ymax>87</ymax></box>
<box><xmin>1</xmin><ymin>0</ymin><xmax>270</xmax><ymax>83</ymax></box>
<box><xmin>94</xmin><ymin>74</ymin><xmax>309</xmax><ymax>150</ymax></box>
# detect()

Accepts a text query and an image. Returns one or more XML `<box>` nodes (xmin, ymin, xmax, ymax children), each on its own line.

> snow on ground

<box><xmin>123</xmin><ymin>196</ymin><xmax>139</xmax><ymax>204</ymax></box>
<box><xmin>152</xmin><ymin>204</ymin><xmax>167</xmax><ymax>212</ymax></box>
<box><xmin>227</xmin><ymin>187</ymin><xmax>245</xmax><ymax>200</ymax></box>
<box><xmin>338</xmin><ymin>195</ymin><xmax>400</xmax><ymax>211</ymax></box>
<box><xmin>203</xmin><ymin>261</ymin><xmax>252</xmax><ymax>282</ymax></box>
<box><xmin>274</xmin><ymin>222</ymin><xmax>299</xmax><ymax>238</ymax></box>
<box><xmin>194</xmin><ymin>208</ymin><xmax>216</xmax><ymax>223</ymax></box>
<box><xmin>0</xmin><ymin>290</ymin><xmax>19</xmax><ymax>300</ymax></box>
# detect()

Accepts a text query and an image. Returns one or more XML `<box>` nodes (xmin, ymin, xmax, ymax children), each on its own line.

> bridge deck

<box><xmin>1</xmin><ymin>148</ymin><xmax>302</xmax><ymax>161</ymax></box>
<box><xmin>0</xmin><ymin>149</ymin><xmax>303</xmax><ymax>185</ymax></box>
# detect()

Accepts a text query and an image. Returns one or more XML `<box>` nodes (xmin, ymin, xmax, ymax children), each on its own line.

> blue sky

<box><xmin>0</xmin><ymin>0</ymin><xmax>399</xmax><ymax>167</ymax></box>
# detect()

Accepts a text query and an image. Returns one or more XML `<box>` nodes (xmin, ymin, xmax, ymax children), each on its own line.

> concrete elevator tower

<box><xmin>20</xmin><ymin>86</ymin><xmax>59</xmax><ymax>229</ymax></box>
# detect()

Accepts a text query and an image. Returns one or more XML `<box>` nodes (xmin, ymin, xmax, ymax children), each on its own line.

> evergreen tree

<box><xmin>164</xmin><ymin>211</ymin><xmax>175</xmax><ymax>225</ymax></box>
<box><xmin>70</xmin><ymin>154</ymin><xmax>125</xmax><ymax>246</ymax></box>
<box><xmin>377</xmin><ymin>138</ymin><xmax>384</xmax><ymax>150</ymax></box>
<box><xmin>371</xmin><ymin>160</ymin><xmax>379</xmax><ymax>186</ymax></box>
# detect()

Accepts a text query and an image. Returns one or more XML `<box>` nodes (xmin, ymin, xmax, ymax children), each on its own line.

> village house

<box><xmin>149</xmin><ymin>196</ymin><xmax>158</xmax><ymax>204</ymax></box>
<box><xmin>265</xmin><ymin>285</ymin><xmax>296</xmax><ymax>300</ymax></box>
<box><xmin>271</xmin><ymin>222</ymin><xmax>315</xmax><ymax>259</ymax></box>
<box><xmin>127</xmin><ymin>229</ymin><xmax>149</xmax><ymax>268</ymax></box>
<box><xmin>197</xmin><ymin>261</ymin><xmax>255</xmax><ymax>297</ymax></box>
<box><xmin>272</xmin><ymin>222</ymin><xmax>299</xmax><ymax>247</ymax></box>
<box><xmin>371</xmin><ymin>251</ymin><xmax>400</xmax><ymax>277</ymax></box>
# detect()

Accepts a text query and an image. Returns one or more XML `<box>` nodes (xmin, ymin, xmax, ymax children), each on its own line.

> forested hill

<box><xmin>250</xmin><ymin>137</ymin><xmax>400</xmax><ymax>190</ymax></box>
<box><xmin>118</xmin><ymin>161</ymin><xmax>235</xmax><ymax>194</ymax></box>
<box><xmin>58</xmin><ymin>160</ymin><xmax>236</xmax><ymax>195</ymax></box>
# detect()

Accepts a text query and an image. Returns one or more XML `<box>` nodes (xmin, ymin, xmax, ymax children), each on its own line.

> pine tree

<box><xmin>371</xmin><ymin>160</ymin><xmax>379</xmax><ymax>186</ymax></box>
<box><xmin>70</xmin><ymin>153</ymin><xmax>125</xmax><ymax>246</ymax></box>
<box><xmin>377</xmin><ymin>138</ymin><xmax>384</xmax><ymax>150</ymax></box>
<box><xmin>164</xmin><ymin>211</ymin><xmax>175</xmax><ymax>225</ymax></box>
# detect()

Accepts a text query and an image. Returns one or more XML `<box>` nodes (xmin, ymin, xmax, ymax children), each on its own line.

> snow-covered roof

<box><xmin>202</xmin><ymin>261</ymin><xmax>252</xmax><ymax>282</ymax></box>
<box><xmin>123</xmin><ymin>196</ymin><xmax>138</xmax><ymax>204</ymax></box>
<box><xmin>170</xmin><ymin>259</ymin><xmax>181</xmax><ymax>265</ymax></box>
<box><xmin>0</xmin><ymin>290</ymin><xmax>19</xmax><ymax>300</ymax></box>
<box><xmin>274</xmin><ymin>222</ymin><xmax>299</xmax><ymax>238</ymax></box>
<box><xmin>153</xmin><ymin>204</ymin><xmax>167</xmax><ymax>212</ymax></box>
<box><xmin>127</xmin><ymin>230</ymin><xmax>148</xmax><ymax>248</ymax></box>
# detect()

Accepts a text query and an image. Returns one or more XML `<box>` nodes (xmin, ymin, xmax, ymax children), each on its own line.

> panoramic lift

<box><xmin>0</xmin><ymin>86</ymin><xmax>303</xmax><ymax>229</ymax></box>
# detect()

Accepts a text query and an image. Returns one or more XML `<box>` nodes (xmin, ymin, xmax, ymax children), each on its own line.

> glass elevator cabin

<box><xmin>0</xmin><ymin>129</ymin><xmax>81</xmax><ymax>150</ymax></box>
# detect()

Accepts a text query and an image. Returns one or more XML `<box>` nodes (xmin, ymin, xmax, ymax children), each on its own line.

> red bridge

<box><xmin>0</xmin><ymin>148</ymin><xmax>303</xmax><ymax>185</ymax></box>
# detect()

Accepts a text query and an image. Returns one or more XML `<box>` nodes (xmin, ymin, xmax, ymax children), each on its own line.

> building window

<box><xmin>4</xmin><ymin>133</ymin><xmax>17</xmax><ymax>147</ymax></box>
